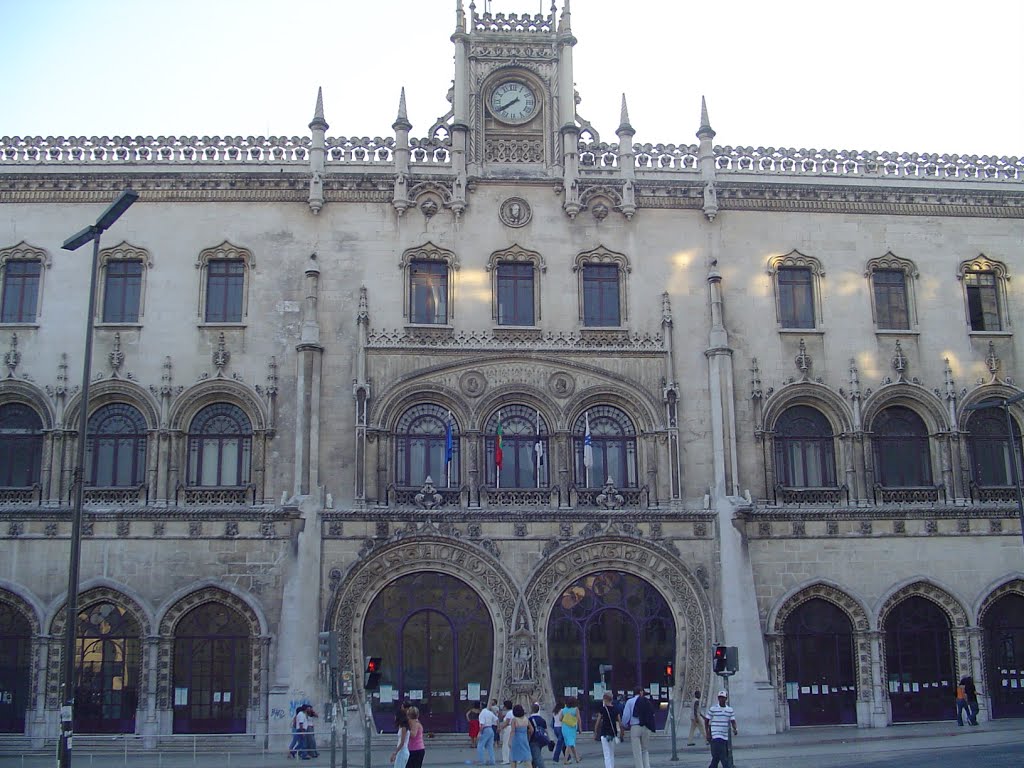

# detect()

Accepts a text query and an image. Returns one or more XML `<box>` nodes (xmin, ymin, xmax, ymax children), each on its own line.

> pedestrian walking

<box><xmin>703</xmin><ymin>690</ymin><xmax>737</xmax><ymax>768</ymax></box>
<box><xmin>287</xmin><ymin>704</ymin><xmax>305</xmax><ymax>759</ymax></box>
<box><xmin>528</xmin><ymin>703</ymin><xmax>551</xmax><ymax>768</ymax></box>
<box><xmin>406</xmin><ymin>706</ymin><xmax>426</xmax><ymax>768</ymax></box>
<box><xmin>551</xmin><ymin>702</ymin><xmax>566</xmax><ymax>764</ymax></box>
<box><xmin>621</xmin><ymin>686</ymin><xmax>654</xmax><ymax>768</ymax></box>
<box><xmin>304</xmin><ymin>706</ymin><xmax>320</xmax><ymax>758</ymax></box>
<box><xmin>509</xmin><ymin>704</ymin><xmax>534</xmax><ymax>768</ymax></box>
<box><xmin>390</xmin><ymin>702</ymin><xmax>411</xmax><ymax>768</ymax></box>
<box><xmin>686</xmin><ymin>690</ymin><xmax>703</xmax><ymax>746</ymax></box>
<box><xmin>478</xmin><ymin>700</ymin><xmax>500</xmax><ymax>765</ymax></box>
<box><xmin>594</xmin><ymin>691</ymin><xmax>622</xmax><ymax>768</ymax></box>
<box><xmin>559</xmin><ymin>696</ymin><xmax>581</xmax><ymax>764</ymax></box>
<box><xmin>956</xmin><ymin>676</ymin><xmax>980</xmax><ymax>726</ymax></box>
<box><xmin>500</xmin><ymin>699</ymin><xmax>515</xmax><ymax>764</ymax></box>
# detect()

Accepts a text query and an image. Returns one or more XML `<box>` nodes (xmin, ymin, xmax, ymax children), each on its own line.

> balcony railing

<box><xmin>774</xmin><ymin>484</ymin><xmax>849</xmax><ymax>506</ymax></box>
<box><xmin>873</xmin><ymin>484</ymin><xmax>944</xmax><ymax>505</ymax></box>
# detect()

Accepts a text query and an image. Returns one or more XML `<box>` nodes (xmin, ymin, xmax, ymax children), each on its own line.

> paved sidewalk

<box><xmin>2</xmin><ymin>720</ymin><xmax>1023</xmax><ymax>768</ymax></box>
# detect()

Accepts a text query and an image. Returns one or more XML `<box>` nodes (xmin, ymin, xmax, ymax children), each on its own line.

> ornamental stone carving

<box><xmin>499</xmin><ymin>197</ymin><xmax>532</xmax><ymax>228</ymax></box>
<box><xmin>547</xmin><ymin>372</ymin><xmax>575</xmax><ymax>398</ymax></box>
<box><xmin>414</xmin><ymin>477</ymin><xmax>444</xmax><ymax>509</ymax></box>
<box><xmin>460</xmin><ymin>370</ymin><xmax>488</xmax><ymax>398</ymax></box>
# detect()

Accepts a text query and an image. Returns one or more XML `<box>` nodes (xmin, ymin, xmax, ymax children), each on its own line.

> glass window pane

<box><xmin>201</xmin><ymin>439</ymin><xmax>220</xmax><ymax>486</ymax></box>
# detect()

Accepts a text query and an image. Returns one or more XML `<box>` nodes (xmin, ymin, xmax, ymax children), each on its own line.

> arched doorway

<box><xmin>74</xmin><ymin>602</ymin><xmax>140</xmax><ymax>733</ymax></box>
<box><xmin>884</xmin><ymin>596</ymin><xmax>954</xmax><ymax>722</ymax></box>
<box><xmin>363</xmin><ymin>572</ymin><xmax>493</xmax><ymax>733</ymax></box>
<box><xmin>0</xmin><ymin>603</ymin><xmax>31</xmax><ymax>733</ymax></box>
<box><xmin>547</xmin><ymin>572</ymin><xmax>674</xmax><ymax>729</ymax></box>
<box><xmin>783</xmin><ymin>598</ymin><xmax>856</xmax><ymax>726</ymax></box>
<box><xmin>172</xmin><ymin>603</ymin><xmax>250</xmax><ymax>733</ymax></box>
<box><xmin>983</xmin><ymin>592</ymin><xmax>1024</xmax><ymax>718</ymax></box>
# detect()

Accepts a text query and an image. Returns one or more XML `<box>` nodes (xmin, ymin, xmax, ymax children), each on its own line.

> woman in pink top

<box><xmin>406</xmin><ymin>706</ymin><xmax>426</xmax><ymax>768</ymax></box>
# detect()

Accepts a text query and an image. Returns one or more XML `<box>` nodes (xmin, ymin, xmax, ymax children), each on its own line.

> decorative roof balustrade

<box><xmin>712</xmin><ymin>146</ymin><xmax>1023</xmax><ymax>181</ymax></box>
<box><xmin>472</xmin><ymin>11</ymin><xmax>556</xmax><ymax>34</ymax></box>
<box><xmin>2</xmin><ymin>133</ymin><xmax>1020</xmax><ymax>183</ymax></box>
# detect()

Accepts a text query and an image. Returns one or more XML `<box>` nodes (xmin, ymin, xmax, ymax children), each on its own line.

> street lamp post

<box><xmin>964</xmin><ymin>391</ymin><xmax>1024</xmax><ymax>550</ymax></box>
<box><xmin>58</xmin><ymin>189</ymin><xmax>139</xmax><ymax>768</ymax></box>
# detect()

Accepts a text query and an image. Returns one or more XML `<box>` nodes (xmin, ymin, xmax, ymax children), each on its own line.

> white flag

<box><xmin>583</xmin><ymin>411</ymin><xmax>594</xmax><ymax>469</ymax></box>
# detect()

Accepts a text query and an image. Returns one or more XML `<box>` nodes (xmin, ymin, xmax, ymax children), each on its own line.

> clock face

<box><xmin>489</xmin><ymin>81</ymin><xmax>538</xmax><ymax>125</ymax></box>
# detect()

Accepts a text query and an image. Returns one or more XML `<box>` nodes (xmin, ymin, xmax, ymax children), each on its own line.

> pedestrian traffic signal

<box><xmin>364</xmin><ymin>656</ymin><xmax>382</xmax><ymax>690</ymax></box>
<box><xmin>713</xmin><ymin>645</ymin><xmax>727</xmax><ymax>674</ymax></box>
<box><xmin>319</xmin><ymin>631</ymin><xmax>338</xmax><ymax>668</ymax></box>
<box><xmin>664</xmin><ymin>661</ymin><xmax>675</xmax><ymax>687</ymax></box>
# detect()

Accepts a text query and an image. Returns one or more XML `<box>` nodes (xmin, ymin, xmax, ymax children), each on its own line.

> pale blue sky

<box><xmin>1</xmin><ymin>0</ymin><xmax>1021</xmax><ymax>156</ymax></box>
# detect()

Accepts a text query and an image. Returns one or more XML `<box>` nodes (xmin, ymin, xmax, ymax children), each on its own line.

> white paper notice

<box><xmin>380</xmin><ymin>684</ymin><xmax>393</xmax><ymax>703</ymax></box>
<box><xmin>468</xmin><ymin>683</ymin><xmax>481</xmax><ymax>701</ymax></box>
<box><xmin>650</xmin><ymin>683</ymin><xmax>660</xmax><ymax>697</ymax></box>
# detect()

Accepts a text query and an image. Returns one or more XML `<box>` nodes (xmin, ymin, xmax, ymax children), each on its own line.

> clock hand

<box><xmin>498</xmin><ymin>96</ymin><xmax>521</xmax><ymax>111</ymax></box>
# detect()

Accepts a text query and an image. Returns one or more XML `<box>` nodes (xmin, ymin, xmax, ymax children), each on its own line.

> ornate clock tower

<box><xmin>451</xmin><ymin>0</ymin><xmax>577</xmax><ymax>178</ymax></box>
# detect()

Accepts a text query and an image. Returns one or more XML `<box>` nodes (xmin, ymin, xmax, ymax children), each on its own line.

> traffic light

<box><xmin>663</xmin><ymin>661</ymin><xmax>675</xmax><ymax>687</ymax></box>
<box><xmin>713</xmin><ymin>645</ymin><xmax>727</xmax><ymax>674</ymax></box>
<box><xmin>319</xmin><ymin>631</ymin><xmax>338</xmax><ymax>669</ymax></box>
<box><xmin>364</xmin><ymin>656</ymin><xmax>382</xmax><ymax>690</ymax></box>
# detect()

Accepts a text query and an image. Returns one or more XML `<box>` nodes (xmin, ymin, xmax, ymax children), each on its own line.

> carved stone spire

<box><xmin>455</xmin><ymin>0</ymin><xmax>466</xmax><ymax>33</ymax></box>
<box><xmin>848</xmin><ymin>358</ymin><xmax>861</xmax><ymax>401</ymax></box>
<box><xmin>213</xmin><ymin>332</ymin><xmax>230</xmax><ymax>376</ymax></box>
<box><xmin>986</xmin><ymin>340</ymin><xmax>1001</xmax><ymax>380</ymax></box>
<box><xmin>393</xmin><ymin>88</ymin><xmax>412</xmax><ymax>216</ymax></box>
<box><xmin>697</xmin><ymin>95</ymin><xmax>716</xmax><ymax>141</ymax></box>
<box><xmin>108</xmin><ymin>332</ymin><xmax>124</xmax><ymax>377</ymax></box>
<box><xmin>697</xmin><ymin>96</ymin><xmax>718</xmax><ymax>221</ymax></box>
<box><xmin>750</xmin><ymin>358</ymin><xmax>763</xmax><ymax>401</ymax></box>
<box><xmin>795</xmin><ymin>338</ymin><xmax>812</xmax><ymax>380</ymax></box>
<box><xmin>944</xmin><ymin>357</ymin><xmax>957</xmax><ymax>401</ymax></box>
<box><xmin>616</xmin><ymin>93</ymin><xmax>636</xmax><ymax>218</ymax></box>
<box><xmin>891</xmin><ymin>340</ymin><xmax>908</xmax><ymax>382</ymax></box>
<box><xmin>559</xmin><ymin>0</ymin><xmax>571</xmax><ymax>32</ymax></box>
<box><xmin>617</xmin><ymin>94</ymin><xmax>632</xmax><ymax>135</ymax></box>
<box><xmin>308</xmin><ymin>87</ymin><xmax>327</xmax><ymax>214</ymax></box>
<box><xmin>4</xmin><ymin>333</ymin><xmax>19</xmax><ymax>377</ymax></box>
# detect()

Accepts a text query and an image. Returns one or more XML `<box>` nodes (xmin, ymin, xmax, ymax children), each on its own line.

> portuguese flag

<box><xmin>495</xmin><ymin>416</ymin><xmax>504</xmax><ymax>472</ymax></box>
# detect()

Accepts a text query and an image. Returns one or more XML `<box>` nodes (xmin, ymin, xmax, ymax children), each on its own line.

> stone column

<box><xmin>866</xmin><ymin>630</ymin><xmax>889</xmax><ymax>727</ymax></box>
<box><xmin>142</xmin><ymin>635</ymin><xmax>159</xmax><ymax>746</ymax></box>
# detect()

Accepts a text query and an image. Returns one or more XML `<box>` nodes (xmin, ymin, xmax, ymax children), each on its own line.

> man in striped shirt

<box><xmin>703</xmin><ymin>690</ymin><xmax>737</xmax><ymax>768</ymax></box>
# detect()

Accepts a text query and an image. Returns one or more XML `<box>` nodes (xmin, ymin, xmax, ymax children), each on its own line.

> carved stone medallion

<box><xmin>460</xmin><ymin>370</ymin><xmax>488</xmax><ymax>398</ymax></box>
<box><xmin>547</xmin><ymin>372</ymin><xmax>575</xmax><ymax>399</ymax></box>
<box><xmin>499</xmin><ymin>197</ymin><xmax>532</xmax><ymax>228</ymax></box>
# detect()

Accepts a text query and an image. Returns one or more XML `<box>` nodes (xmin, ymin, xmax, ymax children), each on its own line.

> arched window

<box><xmin>172</xmin><ymin>602</ymin><xmax>250</xmax><ymax>734</ymax></box>
<box><xmin>774</xmin><ymin>406</ymin><xmax>836</xmax><ymax>487</ymax></box>
<box><xmin>86</xmin><ymin>404</ymin><xmax>148</xmax><ymax>487</ymax></box>
<box><xmin>783</xmin><ymin>598</ymin><xmax>856</xmax><ymax>726</ymax></box>
<box><xmin>0</xmin><ymin>403</ymin><xmax>42</xmax><ymax>487</ymax></box>
<box><xmin>187</xmin><ymin>404</ymin><xmax>252</xmax><ymax>487</ymax></box>
<box><xmin>395</xmin><ymin>404</ymin><xmax>459</xmax><ymax>487</ymax></box>
<box><xmin>74</xmin><ymin>602</ymin><xmax>140</xmax><ymax>734</ymax></box>
<box><xmin>872</xmin><ymin>406</ymin><xmax>932</xmax><ymax>487</ymax></box>
<box><xmin>0</xmin><ymin>602</ymin><xmax>31</xmax><ymax>733</ymax></box>
<box><xmin>484</xmin><ymin>406</ymin><xmax>549</xmax><ymax>488</ymax></box>
<box><xmin>884</xmin><ymin>596</ymin><xmax>954</xmax><ymax>722</ymax></box>
<box><xmin>572</xmin><ymin>406</ymin><xmax>637</xmax><ymax>489</ymax></box>
<box><xmin>967</xmin><ymin>408</ymin><xmax>1022</xmax><ymax>487</ymax></box>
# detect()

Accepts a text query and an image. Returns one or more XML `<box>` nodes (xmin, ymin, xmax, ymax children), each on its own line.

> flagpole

<box><xmin>584</xmin><ymin>410</ymin><xmax>592</xmax><ymax>489</ymax></box>
<box><xmin>447</xmin><ymin>410</ymin><xmax>453</xmax><ymax>489</ymax></box>
<box><xmin>496</xmin><ymin>409</ymin><xmax>501</xmax><ymax>490</ymax></box>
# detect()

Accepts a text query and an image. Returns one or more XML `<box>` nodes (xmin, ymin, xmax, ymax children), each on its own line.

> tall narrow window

<box><xmin>0</xmin><ymin>403</ymin><xmax>43</xmax><ymax>487</ymax></box>
<box><xmin>778</xmin><ymin>267</ymin><xmax>815</xmax><ymax>329</ymax></box>
<box><xmin>1</xmin><ymin>261</ymin><xmax>41</xmax><ymax>323</ymax></box>
<box><xmin>959</xmin><ymin>256</ymin><xmax>1010</xmax><ymax>333</ymax></box>
<box><xmin>102</xmin><ymin>260</ymin><xmax>143</xmax><ymax>323</ymax></box>
<box><xmin>187</xmin><ymin>404</ymin><xmax>252</xmax><ymax>487</ymax></box>
<box><xmin>872</xmin><ymin>270</ymin><xmax>910</xmax><ymax>330</ymax></box>
<box><xmin>496</xmin><ymin>263</ymin><xmax>535</xmax><ymax>325</ymax></box>
<box><xmin>205</xmin><ymin>260</ymin><xmax>245</xmax><ymax>323</ymax></box>
<box><xmin>485</xmin><ymin>406</ymin><xmax>549</xmax><ymax>488</ymax></box>
<box><xmin>582</xmin><ymin>264</ymin><xmax>620</xmax><ymax>326</ymax></box>
<box><xmin>86</xmin><ymin>404</ymin><xmax>148</xmax><ymax>487</ymax></box>
<box><xmin>965</xmin><ymin>272</ymin><xmax>1001</xmax><ymax>331</ymax></box>
<box><xmin>395</xmin><ymin>404</ymin><xmax>459</xmax><ymax>487</ymax></box>
<box><xmin>967</xmin><ymin>409</ymin><xmax>1021</xmax><ymax>487</ymax></box>
<box><xmin>409</xmin><ymin>261</ymin><xmax>448</xmax><ymax>324</ymax></box>
<box><xmin>572</xmin><ymin>406</ymin><xmax>637</xmax><ymax>488</ymax></box>
<box><xmin>774</xmin><ymin>405</ymin><xmax>836</xmax><ymax>487</ymax></box>
<box><xmin>872</xmin><ymin>406</ymin><xmax>931</xmax><ymax>487</ymax></box>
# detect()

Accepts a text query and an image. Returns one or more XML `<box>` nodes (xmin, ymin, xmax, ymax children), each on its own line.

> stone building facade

<box><xmin>1</xmin><ymin>1</ymin><xmax>1023</xmax><ymax>745</ymax></box>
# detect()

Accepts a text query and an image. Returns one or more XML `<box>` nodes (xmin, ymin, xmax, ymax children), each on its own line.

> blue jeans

<box><xmin>957</xmin><ymin>699</ymin><xmax>977</xmax><ymax>726</ymax></box>
<box><xmin>478</xmin><ymin>722</ymin><xmax>496</xmax><ymax>764</ymax></box>
<box><xmin>530</xmin><ymin>739</ymin><xmax>547</xmax><ymax>768</ymax></box>
<box><xmin>553</xmin><ymin>726</ymin><xmax>565</xmax><ymax>762</ymax></box>
<box><xmin>288</xmin><ymin>729</ymin><xmax>302</xmax><ymax>756</ymax></box>
<box><xmin>708</xmin><ymin>737</ymin><xmax>732</xmax><ymax>768</ymax></box>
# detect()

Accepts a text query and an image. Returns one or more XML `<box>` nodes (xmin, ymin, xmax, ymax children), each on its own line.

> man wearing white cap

<box><xmin>702</xmin><ymin>690</ymin><xmax>737</xmax><ymax>768</ymax></box>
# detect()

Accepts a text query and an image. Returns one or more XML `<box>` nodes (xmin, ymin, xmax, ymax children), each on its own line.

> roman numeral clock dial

<box><xmin>488</xmin><ymin>81</ymin><xmax>538</xmax><ymax>125</ymax></box>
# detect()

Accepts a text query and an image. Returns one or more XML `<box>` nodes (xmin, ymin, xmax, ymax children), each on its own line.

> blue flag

<box><xmin>445</xmin><ymin>416</ymin><xmax>453</xmax><ymax>463</ymax></box>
